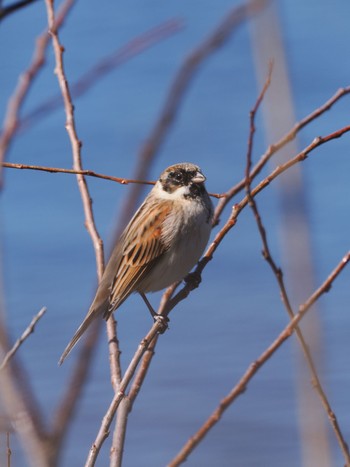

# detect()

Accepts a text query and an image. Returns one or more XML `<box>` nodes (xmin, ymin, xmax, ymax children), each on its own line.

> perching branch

<box><xmin>84</xmin><ymin>119</ymin><xmax>350</xmax><ymax>465</ymax></box>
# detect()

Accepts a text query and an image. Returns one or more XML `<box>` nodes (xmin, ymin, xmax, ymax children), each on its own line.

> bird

<box><xmin>59</xmin><ymin>162</ymin><xmax>213</xmax><ymax>365</ymax></box>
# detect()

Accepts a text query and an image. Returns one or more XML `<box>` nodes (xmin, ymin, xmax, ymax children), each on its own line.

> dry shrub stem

<box><xmin>245</xmin><ymin>66</ymin><xmax>350</xmax><ymax>464</ymax></box>
<box><xmin>44</xmin><ymin>0</ymin><xmax>122</xmax><ymax>455</ymax></box>
<box><xmin>168</xmin><ymin>252</ymin><xmax>350</xmax><ymax>467</ymax></box>
<box><xmin>213</xmin><ymin>84</ymin><xmax>350</xmax><ymax>226</ymax></box>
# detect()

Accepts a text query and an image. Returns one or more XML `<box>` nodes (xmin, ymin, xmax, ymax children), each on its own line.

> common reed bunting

<box><xmin>59</xmin><ymin>162</ymin><xmax>213</xmax><ymax>364</ymax></box>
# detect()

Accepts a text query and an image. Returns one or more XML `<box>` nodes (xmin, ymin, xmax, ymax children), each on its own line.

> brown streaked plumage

<box><xmin>59</xmin><ymin>163</ymin><xmax>213</xmax><ymax>365</ymax></box>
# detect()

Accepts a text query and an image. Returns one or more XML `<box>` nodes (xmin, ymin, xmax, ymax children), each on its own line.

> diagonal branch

<box><xmin>213</xmin><ymin>84</ymin><xmax>350</xmax><ymax>226</ymax></box>
<box><xmin>168</xmin><ymin>252</ymin><xmax>350</xmax><ymax>467</ymax></box>
<box><xmin>244</xmin><ymin>66</ymin><xmax>350</xmax><ymax>465</ymax></box>
<box><xmin>86</xmin><ymin>121</ymin><xmax>350</xmax><ymax>465</ymax></box>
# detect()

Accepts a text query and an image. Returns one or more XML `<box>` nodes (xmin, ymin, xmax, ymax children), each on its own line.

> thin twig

<box><xmin>109</xmin><ymin>285</ymin><xmax>176</xmax><ymax>466</ymax></box>
<box><xmin>92</xmin><ymin>121</ymin><xmax>350</xmax><ymax>461</ymax></box>
<box><xmin>168</xmin><ymin>252</ymin><xmax>350</xmax><ymax>467</ymax></box>
<box><xmin>86</xmin><ymin>121</ymin><xmax>350</xmax><ymax>464</ymax></box>
<box><xmin>44</xmin><ymin>0</ymin><xmax>121</xmax><ymax>452</ymax></box>
<box><xmin>0</xmin><ymin>307</ymin><xmax>47</xmax><ymax>371</ymax></box>
<box><xmin>244</xmin><ymin>66</ymin><xmax>350</xmax><ymax>465</ymax></box>
<box><xmin>0</xmin><ymin>162</ymin><xmax>223</xmax><ymax>198</ymax></box>
<box><xmin>161</xmin><ymin>122</ymin><xmax>350</xmax><ymax>320</ymax></box>
<box><xmin>1</xmin><ymin>162</ymin><xmax>154</xmax><ymax>186</ymax></box>
<box><xmin>85</xmin><ymin>320</ymin><xmax>164</xmax><ymax>467</ymax></box>
<box><xmin>213</xmin><ymin>84</ymin><xmax>350</xmax><ymax>226</ymax></box>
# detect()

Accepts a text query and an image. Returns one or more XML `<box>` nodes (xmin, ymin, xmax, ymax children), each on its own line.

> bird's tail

<box><xmin>58</xmin><ymin>299</ymin><xmax>108</xmax><ymax>366</ymax></box>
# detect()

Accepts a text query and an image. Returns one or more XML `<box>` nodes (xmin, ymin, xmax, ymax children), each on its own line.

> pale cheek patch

<box><xmin>153</xmin><ymin>182</ymin><xmax>190</xmax><ymax>200</ymax></box>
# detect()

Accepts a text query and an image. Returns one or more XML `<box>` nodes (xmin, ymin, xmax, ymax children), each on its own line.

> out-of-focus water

<box><xmin>1</xmin><ymin>1</ymin><xmax>349</xmax><ymax>466</ymax></box>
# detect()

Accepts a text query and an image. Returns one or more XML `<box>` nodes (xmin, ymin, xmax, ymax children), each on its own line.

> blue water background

<box><xmin>0</xmin><ymin>1</ymin><xmax>349</xmax><ymax>466</ymax></box>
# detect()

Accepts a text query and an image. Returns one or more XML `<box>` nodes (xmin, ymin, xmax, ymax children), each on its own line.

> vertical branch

<box><xmin>44</xmin><ymin>0</ymin><xmax>121</xmax><ymax>453</ymax></box>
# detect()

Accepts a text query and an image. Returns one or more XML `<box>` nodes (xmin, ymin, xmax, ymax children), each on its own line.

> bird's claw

<box><xmin>184</xmin><ymin>271</ymin><xmax>202</xmax><ymax>289</ymax></box>
<box><xmin>153</xmin><ymin>314</ymin><xmax>169</xmax><ymax>334</ymax></box>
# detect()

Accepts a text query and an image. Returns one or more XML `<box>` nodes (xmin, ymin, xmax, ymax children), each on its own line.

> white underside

<box><xmin>138</xmin><ymin>186</ymin><xmax>212</xmax><ymax>292</ymax></box>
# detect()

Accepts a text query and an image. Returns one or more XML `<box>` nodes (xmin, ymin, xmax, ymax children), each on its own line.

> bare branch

<box><xmin>213</xmin><ymin>84</ymin><xmax>350</xmax><ymax>226</ymax></box>
<box><xmin>168</xmin><ymin>252</ymin><xmax>350</xmax><ymax>467</ymax></box>
<box><xmin>82</xmin><ymin>115</ymin><xmax>350</xmax><ymax>461</ymax></box>
<box><xmin>1</xmin><ymin>161</ymin><xmax>154</xmax><ymax>186</ymax></box>
<box><xmin>1</xmin><ymin>161</ymin><xmax>223</xmax><ymax>198</ymax></box>
<box><xmin>85</xmin><ymin>321</ymin><xmax>164</xmax><ymax>467</ymax></box>
<box><xmin>244</xmin><ymin>68</ymin><xmax>350</xmax><ymax>465</ymax></box>
<box><xmin>0</xmin><ymin>307</ymin><xmax>46</xmax><ymax>371</ymax></box>
<box><xmin>160</xmin><ymin>122</ymin><xmax>350</xmax><ymax>320</ymax></box>
<box><xmin>43</xmin><ymin>0</ymin><xmax>121</xmax><ymax>453</ymax></box>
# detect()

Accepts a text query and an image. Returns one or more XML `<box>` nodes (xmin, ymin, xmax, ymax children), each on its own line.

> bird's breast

<box><xmin>139</xmin><ymin>200</ymin><xmax>211</xmax><ymax>292</ymax></box>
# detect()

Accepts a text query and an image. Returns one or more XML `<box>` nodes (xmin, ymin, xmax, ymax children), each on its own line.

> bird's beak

<box><xmin>192</xmin><ymin>171</ymin><xmax>206</xmax><ymax>183</ymax></box>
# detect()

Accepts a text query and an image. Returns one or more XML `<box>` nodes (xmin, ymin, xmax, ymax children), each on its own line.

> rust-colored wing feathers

<box><xmin>59</xmin><ymin>198</ymin><xmax>172</xmax><ymax>364</ymax></box>
<box><xmin>106</xmin><ymin>200</ymin><xmax>172</xmax><ymax>317</ymax></box>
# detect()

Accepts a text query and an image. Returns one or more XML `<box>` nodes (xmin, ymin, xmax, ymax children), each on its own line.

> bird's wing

<box><xmin>107</xmin><ymin>199</ymin><xmax>173</xmax><ymax>316</ymax></box>
<box><xmin>59</xmin><ymin>198</ymin><xmax>172</xmax><ymax>365</ymax></box>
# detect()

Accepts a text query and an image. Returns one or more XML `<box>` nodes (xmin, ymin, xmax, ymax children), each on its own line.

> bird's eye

<box><xmin>170</xmin><ymin>171</ymin><xmax>183</xmax><ymax>182</ymax></box>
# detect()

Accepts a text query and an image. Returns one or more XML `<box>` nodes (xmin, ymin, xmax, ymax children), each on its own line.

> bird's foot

<box><xmin>184</xmin><ymin>270</ymin><xmax>202</xmax><ymax>289</ymax></box>
<box><xmin>153</xmin><ymin>314</ymin><xmax>169</xmax><ymax>334</ymax></box>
